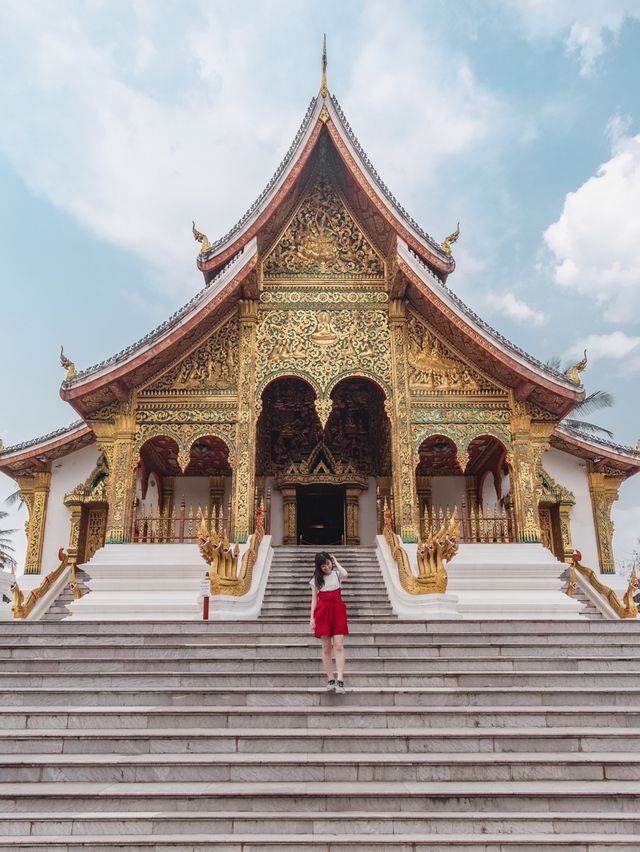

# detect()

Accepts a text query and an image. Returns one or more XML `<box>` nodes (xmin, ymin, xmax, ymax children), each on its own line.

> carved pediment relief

<box><xmin>408</xmin><ymin>315</ymin><xmax>499</xmax><ymax>394</ymax></box>
<box><xmin>263</xmin><ymin>173</ymin><xmax>384</xmax><ymax>278</ymax></box>
<box><xmin>275</xmin><ymin>442</ymin><xmax>368</xmax><ymax>489</ymax></box>
<box><xmin>537</xmin><ymin>465</ymin><xmax>575</xmax><ymax>505</ymax></box>
<box><xmin>141</xmin><ymin>316</ymin><xmax>239</xmax><ymax>394</ymax></box>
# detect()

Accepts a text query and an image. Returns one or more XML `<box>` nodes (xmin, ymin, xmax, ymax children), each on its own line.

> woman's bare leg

<box><xmin>320</xmin><ymin>636</ymin><xmax>334</xmax><ymax>679</ymax></box>
<box><xmin>332</xmin><ymin>635</ymin><xmax>345</xmax><ymax>681</ymax></box>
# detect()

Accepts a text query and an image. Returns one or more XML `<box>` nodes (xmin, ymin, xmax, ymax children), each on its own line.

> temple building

<box><xmin>1</xmin><ymin>56</ymin><xmax>639</xmax><ymax>588</ymax></box>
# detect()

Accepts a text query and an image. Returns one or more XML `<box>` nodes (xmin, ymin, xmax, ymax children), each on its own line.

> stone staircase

<box><xmin>260</xmin><ymin>545</ymin><xmax>394</xmax><ymax>620</ymax></box>
<box><xmin>40</xmin><ymin>569</ymin><xmax>89</xmax><ymax>622</ymax></box>
<box><xmin>1</xmin><ymin>616</ymin><xmax>640</xmax><ymax>850</ymax></box>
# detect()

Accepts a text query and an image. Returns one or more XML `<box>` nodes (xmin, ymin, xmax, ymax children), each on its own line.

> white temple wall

<box><xmin>431</xmin><ymin>476</ymin><xmax>465</xmax><ymax>513</ymax></box>
<box><xmin>542</xmin><ymin>447</ymin><xmax>599</xmax><ymax>569</ymax></box>
<box><xmin>359</xmin><ymin>477</ymin><xmax>378</xmax><ymax>545</ymax></box>
<box><xmin>267</xmin><ymin>476</ymin><xmax>283</xmax><ymax>546</ymax></box>
<box><xmin>481</xmin><ymin>472</ymin><xmax>500</xmax><ymax>511</ymax></box>
<box><xmin>40</xmin><ymin>444</ymin><xmax>99</xmax><ymax>575</ymax></box>
<box><xmin>173</xmin><ymin>477</ymin><xmax>209</xmax><ymax>515</ymax></box>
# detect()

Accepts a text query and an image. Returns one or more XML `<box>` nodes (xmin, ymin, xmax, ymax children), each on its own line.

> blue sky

<box><xmin>1</xmin><ymin>0</ymin><xmax>639</xmax><ymax>567</ymax></box>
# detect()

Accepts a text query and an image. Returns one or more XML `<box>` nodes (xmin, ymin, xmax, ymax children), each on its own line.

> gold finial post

<box><xmin>192</xmin><ymin>221</ymin><xmax>210</xmax><ymax>255</ymax></box>
<box><xmin>320</xmin><ymin>34</ymin><xmax>328</xmax><ymax>98</ymax></box>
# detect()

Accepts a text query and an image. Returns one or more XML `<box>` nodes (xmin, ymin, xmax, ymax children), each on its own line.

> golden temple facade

<box><xmin>2</xmin><ymin>69</ymin><xmax>639</xmax><ymax>580</ymax></box>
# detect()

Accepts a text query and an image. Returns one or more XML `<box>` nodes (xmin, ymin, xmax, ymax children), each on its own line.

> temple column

<box><xmin>415</xmin><ymin>475</ymin><xmax>432</xmax><ymax>538</ymax></box>
<box><xmin>588</xmin><ymin>468</ymin><xmax>625</xmax><ymax>574</ymax></box>
<box><xmin>233</xmin><ymin>299</ymin><xmax>259</xmax><ymax>542</ymax></box>
<box><xmin>94</xmin><ymin>415</ymin><xmax>137</xmax><ymax>543</ymax></box>
<box><xmin>388</xmin><ymin>299</ymin><xmax>418</xmax><ymax>542</ymax></box>
<box><xmin>557</xmin><ymin>501</ymin><xmax>575</xmax><ymax>563</ymax></box>
<box><xmin>345</xmin><ymin>487</ymin><xmax>360</xmax><ymax>545</ymax></box>
<box><xmin>16</xmin><ymin>470</ymin><xmax>51</xmax><ymax>575</ymax></box>
<box><xmin>281</xmin><ymin>487</ymin><xmax>297</xmax><ymax>545</ymax></box>
<box><xmin>509</xmin><ymin>407</ymin><xmax>554</xmax><ymax>543</ymax></box>
<box><xmin>65</xmin><ymin>503</ymin><xmax>84</xmax><ymax>565</ymax></box>
<box><xmin>208</xmin><ymin>475</ymin><xmax>225</xmax><ymax>525</ymax></box>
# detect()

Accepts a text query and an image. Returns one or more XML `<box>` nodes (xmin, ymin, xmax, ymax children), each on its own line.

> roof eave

<box><xmin>398</xmin><ymin>240</ymin><xmax>584</xmax><ymax>409</ymax></box>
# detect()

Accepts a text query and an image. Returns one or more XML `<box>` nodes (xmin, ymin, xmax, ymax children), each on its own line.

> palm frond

<box><xmin>572</xmin><ymin>391</ymin><xmax>614</xmax><ymax>417</ymax></box>
<box><xmin>563</xmin><ymin>418</ymin><xmax>614</xmax><ymax>439</ymax></box>
<box><xmin>4</xmin><ymin>489</ymin><xmax>24</xmax><ymax>508</ymax></box>
<box><xmin>545</xmin><ymin>356</ymin><xmax>563</xmax><ymax>371</ymax></box>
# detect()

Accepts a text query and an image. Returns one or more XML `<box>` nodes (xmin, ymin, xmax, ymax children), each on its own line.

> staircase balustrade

<box><xmin>10</xmin><ymin>549</ymin><xmax>70</xmax><ymax>619</ymax></box>
<box><xmin>569</xmin><ymin>551</ymin><xmax>638</xmax><ymax>619</ymax></box>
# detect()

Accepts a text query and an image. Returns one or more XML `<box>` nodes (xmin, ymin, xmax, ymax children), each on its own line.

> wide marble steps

<box><xmin>260</xmin><ymin>546</ymin><xmax>395</xmax><ymax>619</ymax></box>
<box><xmin>0</xmin><ymin>619</ymin><xmax>639</xmax><ymax>851</ymax></box>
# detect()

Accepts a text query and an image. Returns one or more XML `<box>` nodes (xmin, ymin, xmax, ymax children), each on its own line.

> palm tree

<box><xmin>0</xmin><ymin>510</ymin><xmax>17</xmax><ymax>573</ymax></box>
<box><xmin>546</xmin><ymin>357</ymin><xmax>614</xmax><ymax>439</ymax></box>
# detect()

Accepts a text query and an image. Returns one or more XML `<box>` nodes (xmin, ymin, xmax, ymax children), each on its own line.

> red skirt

<box><xmin>314</xmin><ymin>588</ymin><xmax>349</xmax><ymax>638</ymax></box>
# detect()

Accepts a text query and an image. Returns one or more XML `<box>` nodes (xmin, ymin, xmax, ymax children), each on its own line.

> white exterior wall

<box><xmin>268</xmin><ymin>477</ymin><xmax>284</xmax><ymax>545</ymax></box>
<box><xmin>358</xmin><ymin>477</ymin><xmax>378</xmax><ymax>545</ymax></box>
<box><xmin>481</xmin><ymin>472</ymin><xmax>500</xmax><ymax>511</ymax></box>
<box><xmin>431</xmin><ymin>476</ymin><xmax>465</xmax><ymax>513</ymax></box>
<box><xmin>542</xmin><ymin>446</ymin><xmax>599</xmax><ymax>569</ymax></box>
<box><xmin>173</xmin><ymin>477</ymin><xmax>209</xmax><ymax>515</ymax></box>
<box><xmin>40</xmin><ymin>444</ymin><xmax>99</xmax><ymax>575</ymax></box>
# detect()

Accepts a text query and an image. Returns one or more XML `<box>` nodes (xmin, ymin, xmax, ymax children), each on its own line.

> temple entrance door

<box><xmin>539</xmin><ymin>505</ymin><xmax>564</xmax><ymax>561</ymax></box>
<box><xmin>297</xmin><ymin>485</ymin><xmax>345</xmax><ymax>546</ymax></box>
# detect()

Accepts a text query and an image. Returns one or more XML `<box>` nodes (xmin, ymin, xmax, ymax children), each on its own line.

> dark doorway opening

<box><xmin>297</xmin><ymin>485</ymin><xmax>345</xmax><ymax>545</ymax></box>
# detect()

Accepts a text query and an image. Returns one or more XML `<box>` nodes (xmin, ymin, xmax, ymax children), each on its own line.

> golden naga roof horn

<box><xmin>192</xmin><ymin>221</ymin><xmax>211</xmax><ymax>255</ymax></box>
<box><xmin>568</xmin><ymin>349</ymin><xmax>587</xmax><ymax>385</ymax></box>
<box><xmin>59</xmin><ymin>346</ymin><xmax>77</xmax><ymax>381</ymax></box>
<box><xmin>441</xmin><ymin>222</ymin><xmax>460</xmax><ymax>256</ymax></box>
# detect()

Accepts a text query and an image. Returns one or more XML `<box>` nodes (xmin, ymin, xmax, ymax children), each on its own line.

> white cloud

<box><xmin>565</xmin><ymin>331</ymin><xmax>640</xmax><ymax>360</ymax></box>
<box><xmin>502</xmin><ymin>0</ymin><xmax>640</xmax><ymax>75</ymax></box>
<box><xmin>485</xmin><ymin>290</ymin><xmax>546</xmax><ymax>326</ymax></box>
<box><xmin>543</xmin><ymin>131</ymin><xmax>640</xmax><ymax>322</ymax></box>
<box><xmin>0</xmin><ymin>1</ymin><xmax>509</xmax><ymax>295</ymax></box>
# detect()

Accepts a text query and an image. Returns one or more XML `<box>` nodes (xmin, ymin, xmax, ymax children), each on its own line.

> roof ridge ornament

<box><xmin>192</xmin><ymin>220</ymin><xmax>210</xmax><ymax>255</ymax></box>
<box><xmin>60</xmin><ymin>346</ymin><xmax>77</xmax><ymax>382</ymax></box>
<box><xmin>568</xmin><ymin>349</ymin><xmax>587</xmax><ymax>384</ymax></box>
<box><xmin>441</xmin><ymin>222</ymin><xmax>460</xmax><ymax>256</ymax></box>
<box><xmin>320</xmin><ymin>34</ymin><xmax>328</xmax><ymax>98</ymax></box>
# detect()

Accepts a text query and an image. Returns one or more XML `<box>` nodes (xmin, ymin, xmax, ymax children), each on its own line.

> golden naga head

<box><xmin>59</xmin><ymin>346</ymin><xmax>77</xmax><ymax>381</ymax></box>
<box><xmin>192</xmin><ymin>221</ymin><xmax>210</xmax><ymax>254</ymax></box>
<box><xmin>441</xmin><ymin>223</ymin><xmax>460</xmax><ymax>256</ymax></box>
<box><xmin>568</xmin><ymin>350</ymin><xmax>587</xmax><ymax>385</ymax></box>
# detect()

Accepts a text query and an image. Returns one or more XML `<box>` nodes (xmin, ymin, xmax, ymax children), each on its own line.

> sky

<box><xmin>1</xmin><ymin>0</ymin><xmax>639</xmax><ymax>570</ymax></box>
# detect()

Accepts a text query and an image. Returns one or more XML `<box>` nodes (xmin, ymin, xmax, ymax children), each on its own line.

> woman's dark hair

<box><xmin>314</xmin><ymin>551</ymin><xmax>332</xmax><ymax>589</ymax></box>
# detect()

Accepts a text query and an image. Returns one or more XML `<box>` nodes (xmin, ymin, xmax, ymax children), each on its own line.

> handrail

<box><xmin>11</xmin><ymin>549</ymin><xmax>70</xmax><ymax>619</ymax></box>
<box><xmin>570</xmin><ymin>552</ymin><xmax>638</xmax><ymax>619</ymax></box>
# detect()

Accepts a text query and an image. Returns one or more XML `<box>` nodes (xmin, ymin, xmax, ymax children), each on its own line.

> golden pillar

<box><xmin>509</xmin><ymin>407</ymin><xmax>553</xmax><ymax>543</ymax></box>
<box><xmin>557</xmin><ymin>502</ymin><xmax>575</xmax><ymax>563</ymax></box>
<box><xmin>415</xmin><ymin>475</ymin><xmax>432</xmax><ymax>538</ymax></box>
<box><xmin>281</xmin><ymin>486</ymin><xmax>297</xmax><ymax>545</ymax></box>
<box><xmin>94</xmin><ymin>415</ymin><xmax>137</xmax><ymax>543</ymax></box>
<box><xmin>65</xmin><ymin>503</ymin><xmax>84</xmax><ymax>565</ymax></box>
<box><xmin>345</xmin><ymin>487</ymin><xmax>360</xmax><ymax>545</ymax></box>
<box><xmin>16</xmin><ymin>470</ymin><xmax>51</xmax><ymax>575</ymax></box>
<box><xmin>588</xmin><ymin>468</ymin><xmax>625</xmax><ymax>574</ymax></box>
<box><xmin>233</xmin><ymin>299</ymin><xmax>259</xmax><ymax>542</ymax></box>
<box><xmin>388</xmin><ymin>299</ymin><xmax>418</xmax><ymax>542</ymax></box>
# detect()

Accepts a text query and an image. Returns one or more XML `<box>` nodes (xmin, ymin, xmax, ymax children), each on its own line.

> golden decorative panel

<box><xmin>263</xmin><ymin>173</ymin><xmax>384</xmax><ymax>278</ymax></box>
<box><xmin>407</xmin><ymin>315</ymin><xmax>498</xmax><ymax>393</ymax></box>
<box><xmin>142</xmin><ymin>316</ymin><xmax>239</xmax><ymax>394</ymax></box>
<box><xmin>256</xmin><ymin>307</ymin><xmax>391</xmax><ymax>394</ymax></box>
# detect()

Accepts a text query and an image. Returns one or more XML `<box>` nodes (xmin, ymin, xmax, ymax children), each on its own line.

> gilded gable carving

<box><xmin>142</xmin><ymin>317</ymin><xmax>239</xmax><ymax>394</ymax></box>
<box><xmin>408</xmin><ymin>315</ymin><xmax>497</xmax><ymax>393</ymax></box>
<box><xmin>263</xmin><ymin>173</ymin><xmax>384</xmax><ymax>278</ymax></box>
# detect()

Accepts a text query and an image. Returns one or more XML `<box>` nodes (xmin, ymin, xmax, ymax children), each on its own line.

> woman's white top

<box><xmin>309</xmin><ymin>569</ymin><xmax>341</xmax><ymax>592</ymax></box>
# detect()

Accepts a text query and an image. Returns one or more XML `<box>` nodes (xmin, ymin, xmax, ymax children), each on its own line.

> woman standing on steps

<box><xmin>309</xmin><ymin>551</ymin><xmax>349</xmax><ymax>694</ymax></box>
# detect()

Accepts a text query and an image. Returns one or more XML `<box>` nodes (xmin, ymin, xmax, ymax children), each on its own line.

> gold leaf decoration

<box><xmin>263</xmin><ymin>173</ymin><xmax>384</xmax><ymax>278</ymax></box>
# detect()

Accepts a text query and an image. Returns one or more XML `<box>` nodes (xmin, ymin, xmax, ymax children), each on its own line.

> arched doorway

<box><xmin>255</xmin><ymin>375</ymin><xmax>391</xmax><ymax>545</ymax></box>
<box><xmin>134</xmin><ymin>434</ymin><xmax>232</xmax><ymax>542</ymax></box>
<box><xmin>415</xmin><ymin>433</ymin><xmax>514</xmax><ymax>542</ymax></box>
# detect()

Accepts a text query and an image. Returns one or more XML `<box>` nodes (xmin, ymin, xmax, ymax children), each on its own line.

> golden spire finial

<box><xmin>568</xmin><ymin>349</ymin><xmax>587</xmax><ymax>384</ymax></box>
<box><xmin>441</xmin><ymin>222</ymin><xmax>460</xmax><ymax>256</ymax></box>
<box><xmin>59</xmin><ymin>346</ymin><xmax>77</xmax><ymax>381</ymax></box>
<box><xmin>320</xmin><ymin>34</ymin><xmax>328</xmax><ymax>98</ymax></box>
